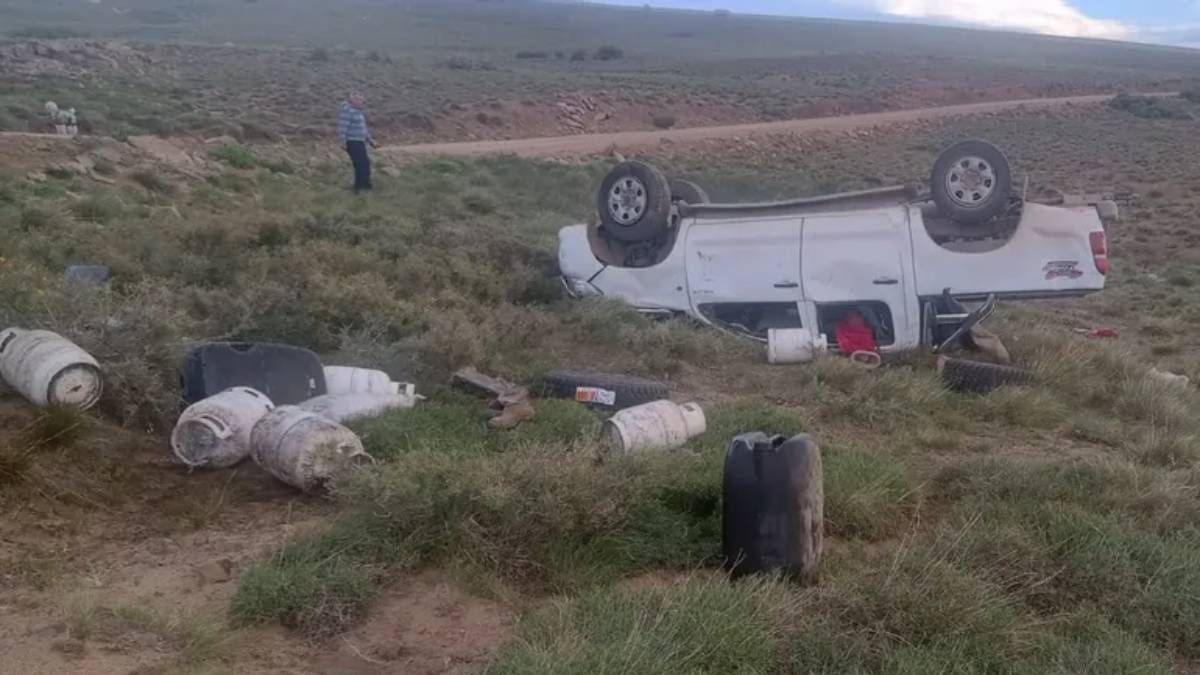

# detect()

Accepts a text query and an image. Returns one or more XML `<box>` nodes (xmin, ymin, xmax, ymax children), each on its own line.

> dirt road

<box><xmin>384</xmin><ymin>92</ymin><xmax>1159</xmax><ymax>158</ymax></box>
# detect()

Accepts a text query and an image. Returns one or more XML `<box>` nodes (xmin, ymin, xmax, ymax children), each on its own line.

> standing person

<box><xmin>337</xmin><ymin>93</ymin><xmax>378</xmax><ymax>193</ymax></box>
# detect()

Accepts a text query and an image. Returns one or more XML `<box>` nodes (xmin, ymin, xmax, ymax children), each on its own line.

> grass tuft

<box><xmin>71</xmin><ymin>194</ymin><xmax>123</xmax><ymax>224</ymax></box>
<box><xmin>231</xmin><ymin>546</ymin><xmax>379</xmax><ymax>637</ymax></box>
<box><xmin>19</xmin><ymin>205</ymin><xmax>52</xmax><ymax>229</ymax></box>
<box><xmin>491</xmin><ymin>576</ymin><xmax>788</xmax><ymax>675</ymax></box>
<box><xmin>131</xmin><ymin>168</ymin><xmax>175</xmax><ymax>194</ymax></box>
<box><xmin>28</xmin><ymin>405</ymin><xmax>87</xmax><ymax>448</ymax></box>
<box><xmin>350</xmin><ymin>393</ymin><xmax>602</xmax><ymax>460</ymax></box>
<box><xmin>1127</xmin><ymin>428</ymin><xmax>1200</xmax><ymax>469</ymax></box>
<box><xmin>824</xmin><ymin>448</ymin><xmax>915</xmax><ymax>540</ymax></box>
<box><xmin>0</xmin><ymin>441</ymin><xmax>33</xmax><ymax>486</ymax></box>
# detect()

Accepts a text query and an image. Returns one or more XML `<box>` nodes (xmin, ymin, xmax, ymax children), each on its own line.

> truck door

<box><xmin>685</xmin><ymin>216</ymin><xmax>804</xmax><ymax>337</ymax></box>
<box><xmin>801</xmin><ymin>211</ymin><xmax>917</xmax><ymax>350</ymax></box>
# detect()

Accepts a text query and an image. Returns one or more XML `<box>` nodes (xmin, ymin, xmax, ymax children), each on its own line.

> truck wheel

<box><xmin>938</xmin><ymin>356</ymin><xmax>1032</xmax><ymax>394</ymax></box>
<box><xmin>542</xmin><ymin>370</ymin><xmax>668</xmax><ymax>411</ymax></box>
<box><xmin>669</xmin><ymin>178</ymin><xmax>709</xmax><ymax>205</ymax></box>
<box><xmin>598</xmin><ymin>161</ymin><xmax>673</xmax><ymax>243</ymax></box>
<box><xmin>931</xmin><ymin>140</ymin><xmax>1012</xmax><ymax>225</ymax></box>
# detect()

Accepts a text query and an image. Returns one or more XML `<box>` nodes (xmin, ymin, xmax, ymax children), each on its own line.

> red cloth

<box><xmin>835</xmin><ymin>311</ymin><xmax>877</xmax><ymax>354</ymax></box>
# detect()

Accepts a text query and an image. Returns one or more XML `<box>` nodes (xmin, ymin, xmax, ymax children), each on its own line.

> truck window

<box><xmin>816</xmin><ymin>302</ymin><xmax>895</xmax><ymax>348</ymax></box>
<box><xmin>699</xmin><ymin>302</ymin><xmax>802</xmax><ymax>339</ymax></box>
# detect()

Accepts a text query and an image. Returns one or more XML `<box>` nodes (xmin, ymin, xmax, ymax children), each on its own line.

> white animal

<box><xmin>44</xmin><ymin>101</ymin><xmax>79</xmax><ymax>136</ymax></box>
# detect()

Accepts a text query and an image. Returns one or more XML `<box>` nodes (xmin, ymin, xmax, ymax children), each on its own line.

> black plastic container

<box><xmin>722</xmin><ymin>432</ymin><xmax>824</xmax><ymax>583</ymax></box>
<box><xmin>181</xmin><ymin>341</ymin><xmax>326</xmax><ymax>405</ymax></box>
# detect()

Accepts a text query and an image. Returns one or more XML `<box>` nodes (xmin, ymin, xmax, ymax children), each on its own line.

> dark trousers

<box><xmin>345</xmin><ymin>140</ymin><xmax>372</xmax><ymax>192</ymax></box>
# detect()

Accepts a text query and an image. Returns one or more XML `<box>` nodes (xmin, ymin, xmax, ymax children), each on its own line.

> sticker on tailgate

<box><xmin>574</xmin><ymin>387</ymin><xmax>617</xmax><ymax>406</ymax></box>
<box><xmin>1043</xmin><ymin>260</ymin><xmax>1083</xmax><ymax>280</ymax></box>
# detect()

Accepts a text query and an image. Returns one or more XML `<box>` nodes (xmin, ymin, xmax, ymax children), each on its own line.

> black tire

<box><xmin>597</xmin><ymin>161</ymin><xmax>673</xmax><ymax>243</ymax></box>
<box><xmin>541</xmin><ymin>370</ymin><xmax>668</xmax><ymax>410</ymax></box>
<box><xmin>931</xmin><ymin>140</ymin><xmax>1012</xmax><ymax>225</ymax></box>
<box><xmin>669</xmin><ymin>178</ymin><xmax>709</xmax><ymax>205</ymax></box>
<box><xmin>938</xmin><ymin>357</ymin><xmax>1032</xmax><ymax>394</ymax></box>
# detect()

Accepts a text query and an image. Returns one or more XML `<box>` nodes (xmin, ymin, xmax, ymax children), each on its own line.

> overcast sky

<box><xmin>594</xmin><ymin>0</ymin><xmax>1200</xmax><ymax>47</ymax></box>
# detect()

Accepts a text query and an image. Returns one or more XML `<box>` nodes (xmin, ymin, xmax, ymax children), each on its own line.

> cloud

<box><xmin>862</xmin><ymin>0</ymin><xmax>1131</xmax><ymax>39</ymax></box>
<box><xmin>1138</xmin><ymin>23</ymin><xmax>1200</xmax><ymax>48</ymax></box>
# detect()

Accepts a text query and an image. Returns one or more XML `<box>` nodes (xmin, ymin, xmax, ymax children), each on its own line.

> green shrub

<box><xmin>209</xmin><ymin>143</ymin><xmax>256</xmax><ymax>169</ymax></box>
<box><xmin>235</xmin><ymin>430</ymin><xmax>737</xmax><ymax>634</ymax></box>
<box><xmin>1127</xmin><ymin>428</ymin><xmax>1200</xmax><ymax>469</ymax></box>
<box><xmin>1038</xmin><ymin>507</ymin><xmax>1200</xmax><ymax>656</ymax></box>
<box><xmin>652</xmin><ymin>114</ymin><xmax>677</xmax><ymax>129</ymax></box>
<box><xmin>787</xmin><ymin>546</ymin><xmax>1029</xmax><ymax>673</ymax></box>
<box><xmin>811</xmin><ymin>357</ymin><xmax>948</xmax><ymax>431</ymax></box>
<box><xmin>350</xmin><ymin>395</ymin><xmax>602</xmax><ymax>461</ymax></box>
<box><xmin>336</xmin><ymin>447</ymin><xmax>725</xmax><ymax>584</ymax></box>
<box><xmin>9</xmin><ymin>26</ymin><xmax>87</xmax><ymax>39</ymax></box>
<box><xmin>1109</xmin><ymin>94</ymin><xmax>1192</xmax><ymax>120</ymax></box>
<box><xmin>259</xmin><ymin>158</ymin><xmax>295</xmax><ymax>175</ymax></box>
<box><xmin>19</xmin><ymin>206</ymin><xmax>52</xmax><ymax>230</ymax></box>
<box><xmin>71</xmin><ymin>195</ymin><xmax>123</xmax><ymax>224</ymax></box>
<box><xmin>1010</xmin><ymin>320</ymin><xmax>1200</xmax><ymax>433</ymax></box>
<box><xmin>933</xmin><ymin>456</ymin><xmax>1200</xmax><ymax>534</ymax></box>
<box><xmin>962</xmin><ymin>386</ymin><xmax>1068</xmax><ymax>430</ymax></box>
<box><xmin>461</xmin><ymin>190</ymin><xmax>497</xmax><ymax>215</ymax></box>
<box><xmin>932</xmin><ymin>459</ymin><xmax>1200</xmax><ymax>657</ymax></box>
<box><xmin>230</xmin><ymin>535</ymin><xmax>379</xmax><ymax>637</ymax></box>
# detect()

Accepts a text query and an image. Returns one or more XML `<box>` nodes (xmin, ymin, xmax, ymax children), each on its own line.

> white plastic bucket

<box><xmin>767</xmin><ymin>328</ymin><xmax>828</xmax><ymax>365</ymax></box>
<box><xmin>323</xmin><ymin>366</ymin><xmax>410</xmax><ymax>396</ymax></box>
<box><xmin>299</xmin><ymin>392</ymin><xmax>419</xmax><ymax>424</ymax></box>
<box><xmin>0</xmin><ymin>328</ymin><xmax>103</xmax><ymax>409</ymax></box>
<box><xmin>171</xmin><ymin>387</ymin><xmax>275</xmax><ymax>469</ymax></box>
<box><xmin>602</xmin><ymin>400</ymin><xmax>707</xmax><ymax>455</ymax></box>
<box><xmin>250</xmin><ymin>406</ymin><xmax>371</xmax><ymax>492</ymax></box>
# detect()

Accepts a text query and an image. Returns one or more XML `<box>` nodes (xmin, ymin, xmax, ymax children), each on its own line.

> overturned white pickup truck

<box><xmin>558</xmin><ymin>140</ymin><xmax>1112</xmax><ymax>352</ymax></box>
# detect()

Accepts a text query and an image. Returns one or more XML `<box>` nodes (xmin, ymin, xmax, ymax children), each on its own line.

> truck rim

<box><xmin>945</xmin><ymin>156</ymin><xmax>996</xmax><ymax>208</ymax></box>
<box><xmin>608</xmin><ymin>176</ymin><xmax>647</xmax><ymax>226</ymax></box>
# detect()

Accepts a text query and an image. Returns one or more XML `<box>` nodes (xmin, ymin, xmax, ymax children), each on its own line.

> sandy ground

<box><xmin>0</xmin><ymin>395</ymin><xmax>512</xmax><ymax>674</ymax></box>
<box><xmin>383</xmin><ymin>92</ymin><xmax>1168</xmax><ymax>158</ymax></box>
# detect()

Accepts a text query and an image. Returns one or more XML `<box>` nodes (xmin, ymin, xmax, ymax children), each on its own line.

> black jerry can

<box><xmin>722</xmin><ymin>432</ymin><xmax>824</xmax><ymax>584</ymax></box>
<box><xmin>181</xmin><ymin>341</ymin><xmax>327</xmax><ymax>405</ymax></box>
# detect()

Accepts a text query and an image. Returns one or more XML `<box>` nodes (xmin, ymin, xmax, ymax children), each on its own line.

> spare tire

<box><xmin>931</xmin><ymin>140</ymin><xmax>1012</xmax><ymax>225</ymax></box>
<box><xmin>669</xmin><ymin>178</ymin><xmax>710</xmax><ymax>205</ymax></box>
<box><xmin>938</xmin><ymin>357</ymin><xmax>1032</xmax><ymax>394</ymax></box>
<box><xmin>598</xmin><ymin>161</ymin><xmax>673</xmax><ymax>243</ymax></box>
<box><xmin>542</xmin><ymin>370</ymin><xmax>668</xmax><ymax>411</ymax></box>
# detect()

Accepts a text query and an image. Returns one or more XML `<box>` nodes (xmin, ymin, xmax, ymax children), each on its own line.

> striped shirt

<box><xmin>337</xmin><ymin>101</ymin><xmax>368</xmax><ymax>142</ymax></box>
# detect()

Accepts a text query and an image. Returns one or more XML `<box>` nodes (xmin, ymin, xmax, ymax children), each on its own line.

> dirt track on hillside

<box><xmin>384</xmin><ymin>92</ymin><xmax>1165</xmax><ymax>158</ymax></box>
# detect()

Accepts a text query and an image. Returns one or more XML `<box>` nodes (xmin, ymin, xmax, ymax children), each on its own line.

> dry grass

<box><xmin>5</xmin><ymin>105</ymin><xmax>1200</xmax><ymax>670</ymax></box>
<box><xmin>62</xmin><ymin>598</ymin><xmax>232</xmax><ymax>668</ymax></box>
